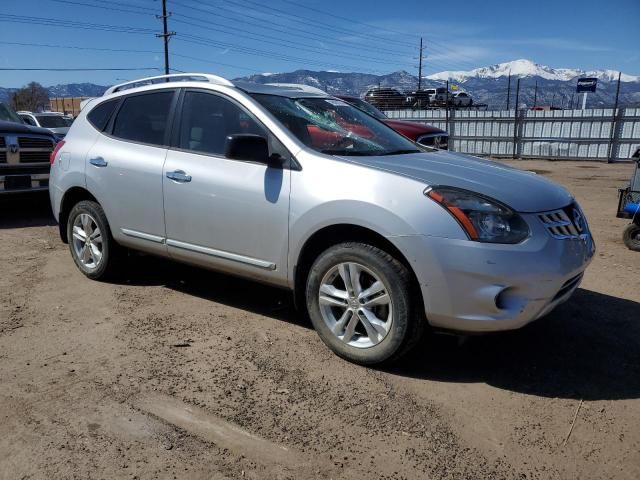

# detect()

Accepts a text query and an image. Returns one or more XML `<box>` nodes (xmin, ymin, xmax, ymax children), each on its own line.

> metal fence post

<box><xmin>608</xmin><ymin>108</ymin><xmax>625</xmax><ymax>163</ymax></box>
<box><xmin>445</xmin><ymin>80</ymin><xmax>450</xmax><ymax>134</ymax></box>
<box><xmin>512</xmin><ymin>79</ymin><xmax>521</xmax><ymax>159</ymax></box>
<box><xmin>607</xmin><ymin>72</ymin><xmax>622</xmax><ymax>163</ymax></box>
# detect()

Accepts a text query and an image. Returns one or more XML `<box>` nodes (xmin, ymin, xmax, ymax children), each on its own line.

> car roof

<box><xmin>234</xmin><ymin>81</ymin><xmax>328</xmax><ymax>98</ymax></box>
<box><xmin>102</xmin><ymin>73</ymin><xmax>330</xmax><ymax>100</ymax></box>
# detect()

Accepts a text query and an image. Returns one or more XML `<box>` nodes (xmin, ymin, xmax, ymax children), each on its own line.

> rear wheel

<box><xmin>305</xmin><ymin>242</ymin><xmax>424</xmax><ymax>365</ymax></box>
<box><xmin>623</xmin><ymin>223</ymin><xmax>640</xmax><ymax>251</ymax></box>
<box><xmin>67</xmin><ymin>200</ymin><xmax>120</xmax><ymax>279</ymax></box>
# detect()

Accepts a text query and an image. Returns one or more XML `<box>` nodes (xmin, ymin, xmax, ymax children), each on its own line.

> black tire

<box><xmin>305</xmin><ymin>242</ymin><xmax>424</xmax><ymax>365</ymax></box>
<box><xmin>67</xmin><ymin>200</ymin><xmax>120</xmax><ymax>280</ymax></box>
<box><xmin>623</xmin><ymin>223</ymin><xmax>640</xmax><ymax>251</ymax></box>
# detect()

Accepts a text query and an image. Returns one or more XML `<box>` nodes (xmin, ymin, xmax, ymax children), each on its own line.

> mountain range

<box><xmin>238</xmin><ymin>60</ymin><xmax>640</xmax><ymax>108</ymax></box>
<box><xmin>1</xmin><ymin>60</ymin><xmax>638</xmax><ymax>109</ymax></box>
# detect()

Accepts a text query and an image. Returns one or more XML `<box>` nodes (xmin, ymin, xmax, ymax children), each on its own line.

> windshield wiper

<box><xmin>380</xmin><ymin>149</ymin><xmax>422</xmax><ymax>156</ymax></box>
<box><xmin>321</xmin><ymin>150</ymin><xmax>370</xmax><ymax>156</ymax></box>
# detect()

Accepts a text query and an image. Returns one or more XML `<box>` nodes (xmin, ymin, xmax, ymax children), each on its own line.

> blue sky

<box><xmin>1</xmin><ymin>0</ymin><xmax>638</xmax><ymax>87</ymax></box>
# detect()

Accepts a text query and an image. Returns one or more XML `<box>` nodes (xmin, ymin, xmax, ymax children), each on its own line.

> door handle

<box><xmin>166</xmin><ymin>170</ymin><xmax>192</xmax><ymax>183</ymax></box>
<box><xmin>89</xmin><ymin>157</ymin><xmax>108</xmax><ymax>167</ymax></box>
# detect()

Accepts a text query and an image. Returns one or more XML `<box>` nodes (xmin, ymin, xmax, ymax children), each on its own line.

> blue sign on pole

<box><xmin>576</xmin><ymin>77</ymin><xmax>598</xmax><ymax>93</ymax></box>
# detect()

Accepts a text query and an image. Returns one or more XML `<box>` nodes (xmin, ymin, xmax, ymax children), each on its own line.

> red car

<box><xmin>336</xmin><ymin>95</ymin><xmax>448</xmax><ymax>149</ymax></box>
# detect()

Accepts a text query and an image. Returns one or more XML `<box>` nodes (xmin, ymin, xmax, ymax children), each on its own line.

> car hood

<box><xmin>339</xmin><ymin>150</ymin><xmax>573</xmax><ymax>213</ymax></box>
<box><xmin>383</xmin><ymin>119</ymin><xmax>446</xmax><ymax>136</ymax></box>
<box><xmin>0</xmin><ymin>120</ymin><xmax>55</xmax><ymax>137</ymax></box>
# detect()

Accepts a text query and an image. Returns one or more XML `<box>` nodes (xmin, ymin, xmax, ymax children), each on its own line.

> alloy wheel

<box><xmin>318</xmin><ymin>262</ymin><xmax>393</xmax><ymax>348</ymax></box>
<box><xmin>71</xmin><ymin>213</ymin><xmax>103</xmax><ymax>269</ymax></box>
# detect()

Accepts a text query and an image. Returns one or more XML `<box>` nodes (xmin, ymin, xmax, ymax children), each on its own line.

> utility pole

<box><xmin>506</xmin><ymin>71</ymin><xmax>511</xmax><ymax>110</ymax></box>
<box><xmin>417</xmin><ymin>37</ymin><xmax>424</xmax><ymax>91</ymax></box>
<box><xmin>156</xmin><ymin>0</ymin><xmax>175</xmax><ymax>75</ymax></box>
<box><xmin>533</xmin><ymin>79</ymin><xmax>537</xmax><ymax>107</ymax></box>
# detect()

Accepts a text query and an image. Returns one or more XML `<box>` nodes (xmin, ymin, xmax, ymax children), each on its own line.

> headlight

<box><xmin>425</xmin><ymin>186</ymin><xmax>530</xmax><ymax>244</ymax></box>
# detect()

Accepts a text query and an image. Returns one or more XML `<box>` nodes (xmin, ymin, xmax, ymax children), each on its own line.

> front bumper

<box><xmin>0</xmin><ymin>171</ymin><xmax>50</xmax><ymax>193</ymax></box>
<box><xmin>391</xmin><ymin>213</ymin><xmax>595</xmax><ymax>333</ymax></box>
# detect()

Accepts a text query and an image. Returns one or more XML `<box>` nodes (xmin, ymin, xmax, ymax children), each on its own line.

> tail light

<box><xmin>50</xmin><ymin>140</ymin><xmax>66</xmax><ymax>165</ymax></box>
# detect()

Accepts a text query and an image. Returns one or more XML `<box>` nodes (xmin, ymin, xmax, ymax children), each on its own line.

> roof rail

<box><xmin>104</xmin><ymin>73</ymin><xmax>234</xmax><ymax>95</ymax></box>
<box><xmin>265</xmin><ymin>83</ymin><xmax>327</xmax><ymax>95</ymax></box>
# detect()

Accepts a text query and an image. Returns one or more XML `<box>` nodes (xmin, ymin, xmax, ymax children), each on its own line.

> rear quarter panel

<box><xmin>49</xmin><ymin>114</ymin><xmax>100</xmax><ymax>221</ymax></box>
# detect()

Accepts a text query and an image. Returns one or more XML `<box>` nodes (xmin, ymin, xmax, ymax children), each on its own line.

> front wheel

<box><xmin>623</xmin><ymin>223</ymin><xmax>640</xmax><ymax>251</ymax></box>
<box><xmin>305</xmin><ymin>242</ymin><xmax>424</xmax><ymax>365</ymax></box>
<box><xmin>67</xmin><ymin>200</ymin><xmax>120</xmax><ymax>280</ymax></box>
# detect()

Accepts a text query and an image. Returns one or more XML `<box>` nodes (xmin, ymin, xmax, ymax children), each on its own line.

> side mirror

<box><xmin>224</xmin><ymin>134</ymin><xmax>274</xmax><ymax>165</ymax></box>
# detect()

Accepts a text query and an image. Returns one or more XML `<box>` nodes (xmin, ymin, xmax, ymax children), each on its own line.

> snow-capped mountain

<box><xmin>426</xmin><ymin>59</ymin><xmax>640</xmax><ymax>83</ymax></box>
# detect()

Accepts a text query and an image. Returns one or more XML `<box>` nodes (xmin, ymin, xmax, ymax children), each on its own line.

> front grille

<box><xmin>552</xmin><ymin>273</ymin><xmax>583</xmax><ymax>302</ymax></box>
<box><xmin>18</xmin><ymin>137</ymin><xmax>53</xmax><ymax>149</ymax></box>
<box><xmin>538</xmin><ymin>204</ymin><xmax>587</xmax><ymax>239</ymax></box>
<box><xmin>0</xmin><ymin>151</ymin><xmax>6</xmax><ymax>163</ymax></box>
<box><xmin>0</xmin><ymin>165</ymin><xmax>50</xmax><ymax>175</ymax></box>
<box><xmin>0</xmin><ymin>137</ymin><xmax>5</xmax><ymax>148</ymax></box>
<box><xmin>418</xmin><ymin>134</ymin><xmax>448</xmax><ymax>150</ymax></box>
<box><xmin>19</xmin><ymin>151</ymin><xmax>50</xmax><ymax>163</ymax></box>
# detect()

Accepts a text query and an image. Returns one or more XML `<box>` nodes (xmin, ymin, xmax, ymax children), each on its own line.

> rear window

<box><xmin>87</xmin><ymin>99</ymin><xmax>119</xmax><ymax>131</ymax></box>
<box><xmin>111</xmin><ymin>91</ymin><xmax>174</xmax><ymax>146</ymax></box>
<box><xmin>36</xmin><ymin>115</ymin><xmax>72</xmax><ymax>128</ymax></box>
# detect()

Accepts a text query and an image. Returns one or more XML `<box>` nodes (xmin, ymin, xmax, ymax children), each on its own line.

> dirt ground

<box><xmin>1</xmin><ymin>159</ymin><xmax>639</xmax><ymax>480</ymax></box>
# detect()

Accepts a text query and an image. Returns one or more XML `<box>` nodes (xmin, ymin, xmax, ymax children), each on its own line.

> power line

<box><xmin>170</xmin><ymin>17</ymin><xmax>409</xmax><ymax>68</ymax></box>
<box><xmin>0</xmin><ymin>40</ymin><xmax>263</xmax><ymax>74</ymax></box>
<box><xmin>45</xmin><ymin>0</ymin><xmax>154</xmax><ymax>16</ymax></box>
<box><xmin>245</xmin><ymin>0</ymin><xmax>482</xmax><ymax>68</ymax></box>
<box><xmin>172</xmin><ymin>1</ymin><xmax>478</xmax><ymax>73</ymax></box>
<box><xmin>0</xmin><ymin>67</ymin><xmax>161</xmax><ymax>71</ymax></box>
<box><xmin>175</xmin><ymin>35</ymin><xmax>387</xmax><ymax>74</ymax></box>
<box><xmin>225</xmin><ymin>0</ymin><xmax>481</xmax><ymax>71</ymax></box>
<box><xmin>172</xmin><ymin>0</ymin><xmax>413</xmax><ymax>59</ymax></box>
<box><xmin>0</xmin><ymin>14</ymin><xmax>155</xmax><ymax>34</ymax></box>
<box><xmin>277</xmin><ymin>0</ymin><xmax>419</xmax><ymax>40</ymax></box>
<box><xmin>219</xmin><ymin>0</ymin><xmax>417</xmax><ymax>49</ymax></box>
<box><xmin>0</xmin><ymin>41</ymin><xmax>161</xmax><ymax>55</ymax></box>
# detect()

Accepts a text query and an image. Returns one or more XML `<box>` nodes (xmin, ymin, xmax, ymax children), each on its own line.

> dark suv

<box><xmin>0</xmin><ymin>103</ymin><xmax>56</xmax><ymax>194</ymax></box>
<box><xmin>336</xmin><ymin>96</ymin><xmax>448</xmax><ymax>149</ymax></box>
<box><xmin>364</xmin><ymin>87</ymin><xmax>406</xmax><ymax>110</ymax></box>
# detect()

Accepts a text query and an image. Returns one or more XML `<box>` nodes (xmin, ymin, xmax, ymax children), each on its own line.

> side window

<box><xmin>112</xmin><ymin>91</ymin><xmax>174</xmax><ymax>146</ymax></box>
<box><xmin>87</xmin><ymin>99</ymin><xmax>119</xmax><ymax>131</ymax></box>
<box><xmin>178</xmin><ymin>91</ymin><xmax>266</xmax><ymax>156</ymax></box>
<box><xmin>22</xmin><ymin>116</ymin><xmax>35</xmax><ymax>126</ymax></box>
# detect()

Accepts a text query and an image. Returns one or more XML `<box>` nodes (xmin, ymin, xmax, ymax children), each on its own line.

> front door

<box><xmin>163</xmin><ymin>90</ymin><xmax>291</xmax><ymax>285</ymax></box>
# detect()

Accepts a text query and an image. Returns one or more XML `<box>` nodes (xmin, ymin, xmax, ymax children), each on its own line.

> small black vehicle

<box><xmin>364</xmin><ymin>87</ymin><xmax>406</xmax><ymax>110</ymax></box>
<box><xmin>616</xmin><ymin>147</ymin><xmax>640</xmax><ymax>251</ymax></box>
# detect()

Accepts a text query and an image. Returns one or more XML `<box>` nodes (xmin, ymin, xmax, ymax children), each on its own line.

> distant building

<box><xmin>49</xmin><ymin>97</ymin><xmax>91</xmax><ymax>117</ymax></box>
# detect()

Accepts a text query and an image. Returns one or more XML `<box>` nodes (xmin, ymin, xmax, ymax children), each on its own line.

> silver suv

<box><xmin>49</xmin><ymin>73</ymin><xmax>594</xmax><ymax>365</ymax></box>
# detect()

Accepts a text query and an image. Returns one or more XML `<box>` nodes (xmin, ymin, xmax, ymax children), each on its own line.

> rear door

<box><xmin>85</xmin><ymin>89</ymin><xmax>177</xmax><ymax>256</ymax></box>
<box><xmin>162</xmin><ymin>89</ymin><xmax>291</xmax><ymax>285</ymax></box>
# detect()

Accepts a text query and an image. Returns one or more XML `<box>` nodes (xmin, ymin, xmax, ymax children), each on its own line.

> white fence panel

<box><xmin>383</xmin><ymin>107</ymin><xmax>640</xmax><ymax>161</ymax></box>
